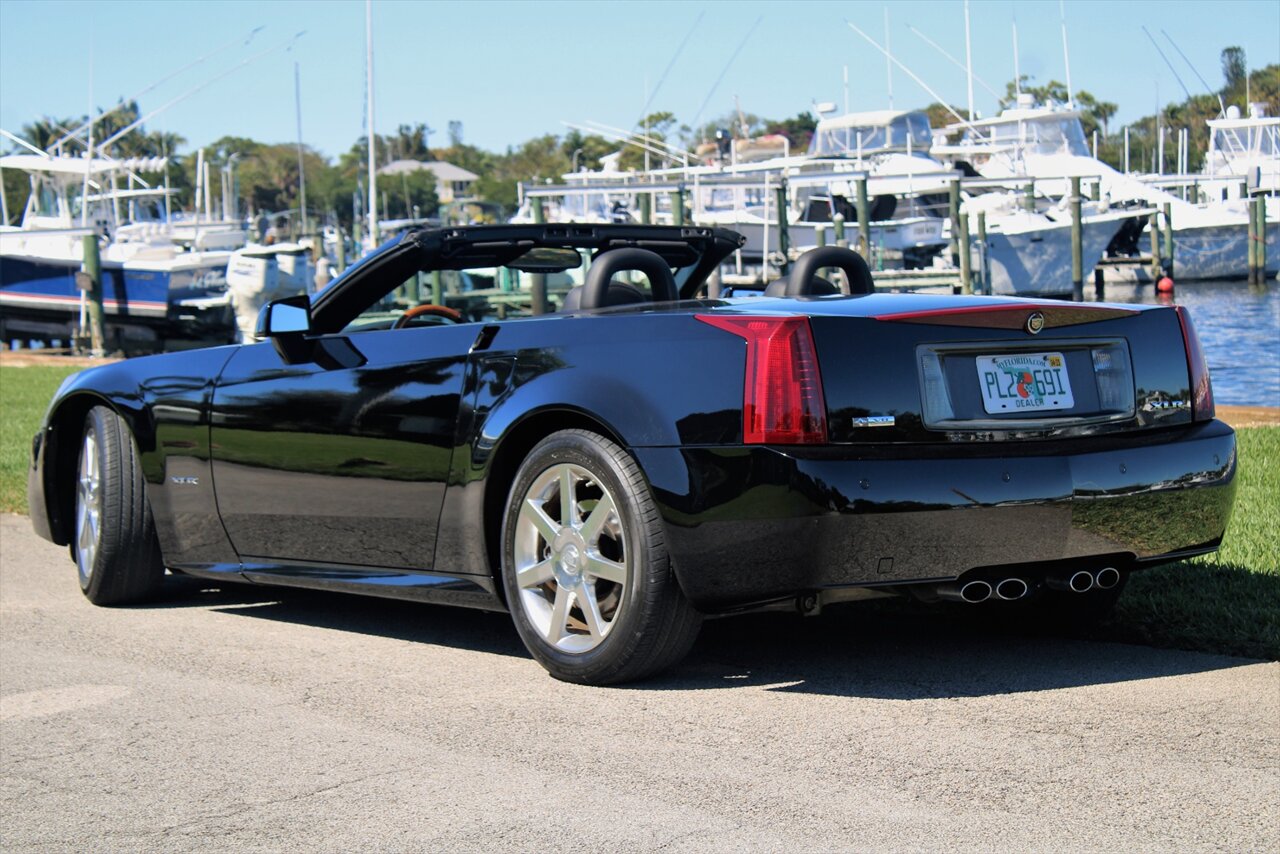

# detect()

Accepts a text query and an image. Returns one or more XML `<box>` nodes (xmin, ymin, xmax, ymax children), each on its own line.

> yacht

<box><xmin>0</xmin><ymin>153</ymin><xmax>240</xmax><ymax>350</ymax></box>
<box><xmin>933</xmin><ymin>97</ymin><xmax>1279</xmax><ymax>282</ymax></box>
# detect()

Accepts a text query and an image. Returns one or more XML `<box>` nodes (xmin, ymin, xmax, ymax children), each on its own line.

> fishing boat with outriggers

<box><xmin>0</xmin><ymin>153</ymin><xmax>242</xmax><ymax>351</ymax></box>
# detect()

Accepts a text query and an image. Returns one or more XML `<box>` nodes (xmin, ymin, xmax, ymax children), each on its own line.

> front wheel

<box><xmin>73</xmin><ymin>406</ymin><xmax>165</xmax><ymax>605</ymax></box>
<box><xmin>500</xmin><ymin>429</ymin><xmax>701</xmax><ymax>685</ymax></box>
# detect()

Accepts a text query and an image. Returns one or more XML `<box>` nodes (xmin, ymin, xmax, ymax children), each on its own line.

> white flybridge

<box><xmin>932</xmin><ymin>98</ymin><xmax>1279</xmax><ymax>282</ymax></box>
<box><xmin>1203</xmin><ymin>104</ymin><xmax>1280</xmax><ymax>199</ymax></box>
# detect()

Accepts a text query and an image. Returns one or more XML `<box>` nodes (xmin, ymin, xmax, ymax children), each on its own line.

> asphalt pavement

<box><xmin>2</xmin><ymin>513</ymin><xmax>1277</xmax><ymax>852</ymax></box>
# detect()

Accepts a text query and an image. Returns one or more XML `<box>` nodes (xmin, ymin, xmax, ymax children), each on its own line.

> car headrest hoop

<box><xmin>786</xmin><ymin>246</ymin><xmax>875</xmax><ymax>296</ymax></box>
<box><xmin>581</xmin><ymin>247</ymin><xmax>678</xmax><ymax>310</ymax></box>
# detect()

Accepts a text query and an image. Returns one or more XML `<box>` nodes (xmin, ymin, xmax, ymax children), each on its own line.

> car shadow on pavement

<box><xmin>149</xmin><ymin>575</ymin><xmax>1255</xmax><ymax>697</ymax></box>
<box><xmin>149</xmin><ymin>573</ymin><xmax>527</xmax><ymax>659</ymax></box>
<box><xmin>651</xmin><ymin>604</ymin><xmax>1257</xmax><ymax>699</ymax></box>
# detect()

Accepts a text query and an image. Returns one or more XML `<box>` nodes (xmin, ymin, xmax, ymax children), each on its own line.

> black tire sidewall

<box><xmin>76</xmin><ymin>408</ymin><xmax>110</xmax><ymax>597</ymax></box>
<box><xmin>75</xmin><ymin>406</ymin><xmax>163</xmax><ymax>605</ymax></box>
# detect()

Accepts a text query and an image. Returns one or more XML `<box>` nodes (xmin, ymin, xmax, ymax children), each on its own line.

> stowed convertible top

<box><xmin>310</xmin><ymin>224</ymin><xmax>745</xmax><ymax>333</ymax></box>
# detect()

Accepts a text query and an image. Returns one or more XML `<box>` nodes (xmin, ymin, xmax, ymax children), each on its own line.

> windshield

<box><xmin>962</xmin><ymin>116</ymin><xmax>1089</xmax><ymax>156</ymax></box>
<box><xmin>1211</xmin><ymin>124</ymin><xmax>1280</xmax><ymax>164</ymax></box>
<box><xmin>808</xmin><ymin>113</ymin><xmax>933</xmax><ymax>157</ymax></box>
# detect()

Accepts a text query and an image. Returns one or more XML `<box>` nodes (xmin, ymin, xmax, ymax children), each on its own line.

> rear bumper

<box><xmin>635</xmin><ymin>420</ymin><xmax>1237</xmax><ymax>610</ymax></box>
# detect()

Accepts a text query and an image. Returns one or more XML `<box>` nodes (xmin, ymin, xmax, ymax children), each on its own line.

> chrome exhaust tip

<box><xmin>1093</xmin><ymin>567</ymin><xmax>1121</xmax><ymax>590</ymax></box>
<box><xmin>994</xmin><ymin>577</ymin><xmax>1030</xmax><ymax>601</ymax></box>
<box><xmin>1046</xmin><ymin>570</ymin><xmax>1095</xmax><ymax>594</ymax></box>
<box><xmin>937</xmin><ymin>579</ymin><xmax>993</xmax><ymax>604</ymax></box>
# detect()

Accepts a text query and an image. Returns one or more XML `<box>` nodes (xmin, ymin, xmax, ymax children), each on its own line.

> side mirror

<box><xmin>254</xmin><ymin>295</ymin><xmax>312</xmax><ymax>340</ymax></box>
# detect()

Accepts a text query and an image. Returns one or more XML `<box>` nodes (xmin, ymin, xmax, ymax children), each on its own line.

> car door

<box><xmin>209</xmin><ymin>323</ymin><xmax>475</xmax><ymax>571</ymax></box>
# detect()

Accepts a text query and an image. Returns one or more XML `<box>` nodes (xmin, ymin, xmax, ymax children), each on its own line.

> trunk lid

<box><xmin>790</xmin><ymin>295</ymin><xmax>1196</xmax><ymax>443</ymax></box>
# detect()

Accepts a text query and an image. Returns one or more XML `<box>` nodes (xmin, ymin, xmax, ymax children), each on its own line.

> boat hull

<box><xmin>0</xmin><ymin>251</ymin><xmax>235</xmax><ymax>349</ymax></box>
<box><xmin>1101</xmin><ymin>221</ymin><xmax>1280</xmax><ymax>282</ymax></box>
<box><xmin>983</xmin><ymin>216</ymin><xmax>1127</xmax><ymax>297</ymax></box>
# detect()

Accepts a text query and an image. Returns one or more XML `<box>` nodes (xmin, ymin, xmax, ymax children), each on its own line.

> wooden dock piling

<box><xmin>977</xmin><ymin>211</ymin><xmax>988</xmax><ymax>295</ymax></box>
<box><xmin>959</xmin><ymin>213</ymin><xmax>972</xmax><ymax>295</ymax></box>
<box><xmin>1070</xmin><ymin>176</ymin><xmax>1083</xmax><ymax>301</ymax></box>
<box><xmin>833</xmin><ymin>213</ymin><xmax>847</xmax><ymax>249</ymax></box>
<box><xmin>948</xmin><ymin>181</ymin><xmax>961</xmax><ymax>264</ymax></box>
<box><xmin>775</xmin><ymin>184</ymin><xmax>791</xmax><ymax>274</ymax></box>
<box><xmin>1023</xmin><ymin>178</ymin><xmax>1035</xmax><ymax>212</ymax></box>
<box><xmin>1162</xmin><ymin>202</ymin><xmax>1174</xmax><ymax>279</ymax></box>
<box><xmin>80</xmin><ymin>235</ymin><xmax>104</xmax><ymax>355</ymax></box>
<box><xmin>669</xmin><ymin>187</ymin><xmax>685</xmax><ymax>226</ymax></box>
<box><xmin>530</xmin><ymin>197</ymin><xmax>548</xmax><ymax>314</ymax></box>
<box><xmin>856</xmin><ymin>177</ymin><xmax>871</xmax><ymax>259</ymax></box>
<box><xmin>1259</xmin><ymin>196</ymin><xmax>1268</xmax><ymax>282</ymax></box>
<box><xmin>1149</xmin><ymin>212</ymin><xmax>1162</xmax><ymax>282</ymax></box>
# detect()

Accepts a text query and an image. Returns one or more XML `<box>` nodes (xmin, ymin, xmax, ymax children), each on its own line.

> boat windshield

<box><xmin>1211</xmin><ymin>124</ymin><xmax>1280</xmax><ymax>164</ymax></box>
<box><xmin>963</xmin><ymin>115</ymin><xmax>1089</xmax><ymax>156</ymax></box>
<box><xmin>808</xmin><ymin>113</ymin><xmax>932</xmax><ymax>157</ymax></box>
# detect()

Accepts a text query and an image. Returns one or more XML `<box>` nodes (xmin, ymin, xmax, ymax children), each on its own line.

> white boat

<box><xmin>225</xmin><ymin>242</ymin><xmax>314</xmax><ymax>341</ymax></box>
<box><xmin>1202</xmin><ymin>103</ymin><xmax>1280</xmax><ymax>200</ymax></box>
<box><xmin>932</xmin><ymin>98</ymin><xmax>1279</xmax><ymax>282</ymax></box>
<box><xmin>0</xmin><ymin>153</ymin><xmax>238</xmax><ymax>349</ymax></box>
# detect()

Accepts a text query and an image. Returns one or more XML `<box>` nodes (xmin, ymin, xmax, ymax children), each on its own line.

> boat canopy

<box><xmin>956</xmin><ymin>109</ymin><xmax>1089</xmax><ymax>157</ymax></box>
<box><xmin>808</xmin><ymin>110</ymin><xmax>932</xmax><ymax>157</ymax></box>
<box><xmin>1208</xmin><ymin>116</ymin><xmax>1280</xmax><ymax>165</ymax></box>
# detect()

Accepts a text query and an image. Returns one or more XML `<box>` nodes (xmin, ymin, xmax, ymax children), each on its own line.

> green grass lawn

<box><xmin>0</xmin><ymin>363</ymin><xmax>79</xmax><ymax>514</ymax></box>
<box><xmin>1</xmin><ymin>361</ymin><xmax>1276</xmax><ymax>659</ymax></box>
<box><xmin>1097</xmin><ymin>425</ymin><xmax>1279</xmax><ymax>660</ymax></box>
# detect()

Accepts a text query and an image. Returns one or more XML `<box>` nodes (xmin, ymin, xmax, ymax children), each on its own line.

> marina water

<box><xmin>1089</xmin><ymin>279</ymin><xmax>1280</xmax><ymax>407</ymax></box>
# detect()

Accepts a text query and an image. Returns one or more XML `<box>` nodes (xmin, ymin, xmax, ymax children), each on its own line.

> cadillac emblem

<box><xmin>1025</xmin><ymin>311</ymin><xmax>1046</xmax><ymax>334</ymax></box>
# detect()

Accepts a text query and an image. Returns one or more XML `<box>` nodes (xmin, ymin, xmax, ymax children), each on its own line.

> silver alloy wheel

<box><xmin>513</xmin><ymin>462</ymin><xmax>627</xmax><ymax>654</ymax></box>
<box><xmin>75</xmin><ymin>429</ymin><xmax>102</xmax><ymax>583</ymax></box>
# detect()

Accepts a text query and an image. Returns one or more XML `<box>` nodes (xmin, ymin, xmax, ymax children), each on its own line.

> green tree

<box><xmin>765</xmin><ymin>111</ymin><xmax>818</xmax><ymax>150</ymax></box>
<box><xmin>560</xmin><ymin>129</ymin><xmax>617</xmax><ymax>172</ymax></box>
<box><xmin>620</xmin><ymin>111</ymin><xmax>680</xmax><ymax>171</ymax></box>
<box><xmin>924</xmin><ymin>103</ymin><xmax>970</xmax><ymax>131</ymax></box>
<box><xmin>1222</xmin><ymin>47</ymin><xmax>1247</xmax><ymax>93</ymax></box>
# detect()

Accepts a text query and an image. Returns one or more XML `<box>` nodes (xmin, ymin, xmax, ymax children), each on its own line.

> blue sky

<box><xmin>1</xmin><ymin>0</ymin><xmax>1277</xmax><ymax>159</ymax></box>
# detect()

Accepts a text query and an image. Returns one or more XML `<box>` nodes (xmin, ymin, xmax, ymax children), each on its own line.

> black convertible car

<box><xmin>29</xmin><ymin>224</ymin><xmax>1237</xmax><ymax>684</ymax></box>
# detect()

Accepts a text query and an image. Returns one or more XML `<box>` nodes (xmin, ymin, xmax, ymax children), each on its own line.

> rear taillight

<box><xmin>696</xmin><ymin>315</ymin><xmax>828</xmax><ymax>444</ymax></box>
<box><xmin>1174</xmin><ymin>306</ymin><xmax>1214</xmax><ymax>422</ymax></box>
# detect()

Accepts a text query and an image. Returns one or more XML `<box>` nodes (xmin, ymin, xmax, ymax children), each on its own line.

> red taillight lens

<box><xmin>1174</xmin><ymin>306</ymin><xmax>1214</xmax><ymax>422</ymax></box>
<box><xmin>696</xmin><ymin>315</ymin><xmax>828</xmax><ymax>444</ymax></box>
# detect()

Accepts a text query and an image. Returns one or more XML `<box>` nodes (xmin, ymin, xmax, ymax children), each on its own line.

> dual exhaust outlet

<box><xmin>936</xmin><ymin>567</ymin><xmax>1120</xmax><ymax>604</ymax></box>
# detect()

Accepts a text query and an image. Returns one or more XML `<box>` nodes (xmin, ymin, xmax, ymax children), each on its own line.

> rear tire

<box><xmin>500</xmin><ymin>429</ymin><xmax>701</xmax><ymax>685</ymax></box>
<box><xmin>73</xmin><ymin>406</ymin><xmax>165</xmax><ymax>605</ymax></box>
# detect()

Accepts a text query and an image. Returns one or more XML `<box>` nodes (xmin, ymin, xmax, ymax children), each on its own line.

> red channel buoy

<box><xmin>1157</xmin><ymin>276</ymin><xmax>1175</xmax><ymax>293</ymax></box>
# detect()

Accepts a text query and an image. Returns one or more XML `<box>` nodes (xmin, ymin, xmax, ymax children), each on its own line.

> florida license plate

<box><xmin>976</xmin><ymin>352</ymin><xmax>1074</xmax><ymax>414</ymax></box>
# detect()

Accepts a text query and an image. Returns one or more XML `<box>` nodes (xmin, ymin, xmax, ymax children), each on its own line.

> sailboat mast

<box><xmin>295</xmin><ymin>61</ymin><xmax>308</xmax><ymax>236</ymax></box>
<box><xmin>964</xmin><ymin>0</ymin><xmax>974</xmax><ymax>120</ymax></box>
<box><xmin>1013</xmin><ymin>15</ymin><xmax>1021</xmax><ymax>96</ymax></box>
<box><xmin>365</xmin><ymin>0</ymin><xmax>378</xmax><ymax>247</ymax></box>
